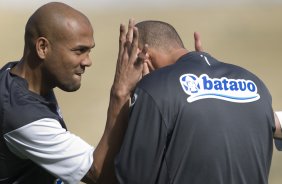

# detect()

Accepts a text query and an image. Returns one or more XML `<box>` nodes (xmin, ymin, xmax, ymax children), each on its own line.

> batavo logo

<box><xmin>179</xmin><ymin>74</ymin><xmax>260</xmax><ymax>103</ymax></box>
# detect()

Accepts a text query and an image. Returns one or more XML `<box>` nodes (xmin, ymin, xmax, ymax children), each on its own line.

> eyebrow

<box><xmin>71</xmin><ymin>44</ymin><xmax>95</xmax><ymax>51</ymax></box>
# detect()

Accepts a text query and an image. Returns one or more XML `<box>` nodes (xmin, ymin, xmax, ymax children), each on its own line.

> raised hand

<box><xmin>111</xmin><ymin>19</ymin><xmax>144</xmax><ymax>98</ymax></box>
<box><xmin>194</xmin><ymin>32</ymin><xmax>203</xmax><ymax>52</ymax></box>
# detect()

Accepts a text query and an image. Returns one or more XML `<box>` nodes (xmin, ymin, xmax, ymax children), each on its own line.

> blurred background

<box><xmin>0</xmin><ymin>0</ymin><xmax>281</xmax><ymax>183</ymax></box>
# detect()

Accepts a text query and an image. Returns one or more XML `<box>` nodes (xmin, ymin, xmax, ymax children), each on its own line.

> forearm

<box><xmin>97</xmin><ymin>88</ymin><xmax>130</xmax><ymax>172</ymax></box>
<box><xmin>83</xmin><ymin>89</ymin><xmax>130</xmax><ymax>184</ymax></box>
<box><xmin>82</xmin><ymin>19</ymin><xmax>142</xmax><ymax>183</ymax></box>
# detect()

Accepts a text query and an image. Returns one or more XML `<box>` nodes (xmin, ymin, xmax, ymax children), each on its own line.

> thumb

<box><xmin>194</xmin><ymin>32</ymin><xmax>203</xmax><ymax>52</ymax></box>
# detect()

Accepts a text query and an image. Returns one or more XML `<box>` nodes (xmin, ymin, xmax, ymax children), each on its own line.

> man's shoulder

<box><xmin>0</xmin><ymin>73</ymin><xmax>60</xmax><ymax>134</ymax></box>
<box><xmin>138</xmin><ymin>66</ymin><xmax>173</xmax><ymax>90</ymax></box>
<box><xmin>0</xmin><ymin>61</ymin><xmax>18</xmax><ymax>73</ymax></box>
<box><xmin>2</xmin><ymin>94</ymin><xmax>59</xmax><ymax>134</ymax></box>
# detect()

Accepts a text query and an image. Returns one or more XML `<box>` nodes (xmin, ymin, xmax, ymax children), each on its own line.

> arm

<box><xmin>274</xmin><ymin>111</ymin><xmax>282</xmax><ymax>139</ymax></box>
<box><xmin>83</xmin><ymin>30</ymin><xmax>204</xmax><ymax>183</ymax></box>
<box><xmin>82</xmin><ymin>19</ymin><xmax>144</xmax><ymax>183</ymax></box>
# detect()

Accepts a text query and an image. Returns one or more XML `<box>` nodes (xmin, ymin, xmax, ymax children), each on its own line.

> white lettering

<box><xmin>179</xmin><ymin>74</ymin><xmax>260</xmax><ymax>103</ymax></box>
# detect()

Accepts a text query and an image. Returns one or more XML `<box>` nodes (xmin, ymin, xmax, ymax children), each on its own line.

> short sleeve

<box><xmin>115</xmin><ymin>88</ymin><xmax>167</xmax><ymax>183</ymax></box>
<box><xmin>4</xmin><ymin>118</ymin><xmax>94</xmax><ymax>184</ymax></box>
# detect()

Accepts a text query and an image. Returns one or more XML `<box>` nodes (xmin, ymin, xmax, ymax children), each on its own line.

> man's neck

<box><xmin>10</xmin><ymin>59</ymin><xmax>48</xmax><ymax>96</ymax></box>
<box><xmin>169</xmin><ymin>48</ymin><xmax>189</xmax><ymax>64</ymax></box>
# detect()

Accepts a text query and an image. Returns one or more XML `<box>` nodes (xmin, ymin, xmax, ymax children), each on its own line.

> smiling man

<box><xmin>0</xmin><ymin>2</ymin><xmax>144</xmax><ymax>184</ymax></box>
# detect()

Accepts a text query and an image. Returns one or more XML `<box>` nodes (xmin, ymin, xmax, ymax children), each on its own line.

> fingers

<box><xmin>122</xmin><ymin>19</ymin><xmax>137</xmax><ymax>64</ymax></box>
<box><xmin>118</xmin><ymin>19</ymin><xmax>136</xmax><ymax>62</ymax></box>
<box><xmin>194</xmin><ymin>32</ymin><xmax>203</xmax><ymax>52</ymax></box>
<box><xmin>142</xmin><ymin>62</ymin><xmax>150</xmax><ymax>77</ymax></box>
<box><xmin>136</xmin><ymin>43</ymin><xmax>148</xmax><ymax>67</ymax></box>
<box><xmin>112</xmin><ymin>18</ymin><xmax>144</xmax><ymax>98</ymax></box>
<box><xmin>119</xmin><ymin>24</ymin><xmax>126</xmax><ymax>47</ymax></box>
<box><xmin>141</xmin><ymin>44</ymin><xmax>148</xmax><ymax>58</ymax></box>
<box><xmin>126</xmin><ymin>19</ymin><xmax>135</xmax><ymax>43</ymax></box>
<box><xmin>118</xmin><ymin>24</ymin><xmax>126</xmax><ymax>63</ymax></box>
<box><xmin>130</xmin><ymin>27</ymin><xmax>139</xmax><ymax>64</ymax></box>
<box><xmin>139</xmin><ymin>45</ymin><xmax>150</xmax><ymax>78</ymax></box>
<box><xmin>146</xmin><ymin>60</ymin><xmax>155</xmax><ymax>72</ymax></box>
<box><xmin>141</xmin><ymin>45</ymin><xmax>151</xmax><ymax>76</ymax></box>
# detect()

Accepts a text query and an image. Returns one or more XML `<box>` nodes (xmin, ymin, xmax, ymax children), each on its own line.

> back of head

<box><xmin>136</xmin><ymin>20</ymin><xmax>185</xmax><ymax>51</ymax></box>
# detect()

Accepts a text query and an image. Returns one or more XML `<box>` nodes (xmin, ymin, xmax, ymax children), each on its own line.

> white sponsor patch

<box><xmin>179</xmin><ymin>73</ymin><xmax>260</xmax><ymax>103</ymax></box>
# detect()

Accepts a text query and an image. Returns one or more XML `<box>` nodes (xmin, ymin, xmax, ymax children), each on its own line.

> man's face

<box><xmin>44</xmin><ymin>19</ymin><xmax>95</xmax><ymax>92</ymax></box>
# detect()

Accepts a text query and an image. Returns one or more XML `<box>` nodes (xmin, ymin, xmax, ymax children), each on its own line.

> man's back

<box><xmin>115</xmin><ymin>51</ymin><xmax>275</xmax><ymax>184</ymax></box>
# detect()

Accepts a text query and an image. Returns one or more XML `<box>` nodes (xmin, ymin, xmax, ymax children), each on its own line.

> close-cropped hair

<box><xmin>136</xmin><ymin>20</ymin><xmax>185</xmax><ymax>50</ymax></box>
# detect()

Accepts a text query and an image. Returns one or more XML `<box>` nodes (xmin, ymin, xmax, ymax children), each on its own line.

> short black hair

<box><xmin>136</xmin><ymin>20</ymin><xmax>185</xmax><ymax>51</ymax></box>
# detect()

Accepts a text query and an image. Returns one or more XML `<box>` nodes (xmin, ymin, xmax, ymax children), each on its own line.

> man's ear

<box><xmin>36</xmin><ymin>37</ymin><xmax>49</xmax><ymax>59</ymax></box>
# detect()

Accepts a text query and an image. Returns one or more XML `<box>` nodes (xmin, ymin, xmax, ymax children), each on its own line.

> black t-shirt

<box><xmin>0</xmin><ymin>62</ymin><xmax>94</xmax><ymax>184</ymax></box>
<box><xmin>115</xmin><ymin>52</ymin><xmax>275</xmax><ymax>184</ymax></box>
<box><xmin>0</xmin><ymin>62</ymin><xmax>58</xmax><ymax>183</ymax></box>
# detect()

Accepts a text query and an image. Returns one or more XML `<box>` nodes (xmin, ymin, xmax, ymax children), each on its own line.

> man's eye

<box><xmin>75</xmin><ymin>49</ymin><xmax>82</xmax><ymax>54</ymax></box>
<box><xmin>72</xmin><ymin>47</ymin><xmax>92</xmax><ymax>55</ymax></box>
<box><xmin>74</xmin><ymin>48</ymin><xmax>87</xmax><ymax>54</ymax></box>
